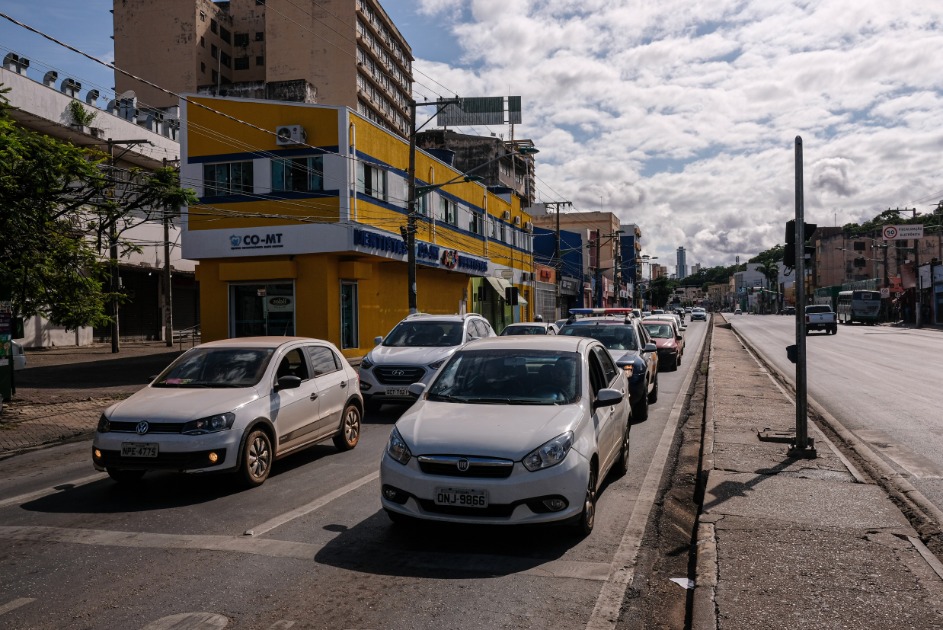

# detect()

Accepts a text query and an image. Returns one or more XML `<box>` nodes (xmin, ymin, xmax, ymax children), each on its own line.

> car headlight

<box><xmin>428</xmin><ymin>358</ymin><xmax>446</xmax><ymax>370</ymax></box>
<box><xmin>360</xmin><ymin>356</ymin><xmax>374</xmax><ymax>370</ymax></box>
<box><xmin>181</xmin><ymin>412</ymin><xmax>236</xmax><ymax>435</ymax></box>
<box><xmin>386</xmin><ymin>427</ymin><xmax>412</xmax><ymax>465</ymax></box>
<box><xmin>97</xmin><ymin>414</ymin><xmax>110</xmax><ymax>433</ymax></box>
<box><xmin>522</xmin><ymin>431</ymin><xmax>573</xmax><ymax>472</ymax></box>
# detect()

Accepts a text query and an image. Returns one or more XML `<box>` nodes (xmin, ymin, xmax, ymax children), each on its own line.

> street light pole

<box><xmin>406</xmin><ymin>100</ymin><xmax>418</xmax><ymax>314</ymax></box>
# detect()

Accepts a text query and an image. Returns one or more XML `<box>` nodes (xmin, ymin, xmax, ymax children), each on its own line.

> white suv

<box><xmin>359</xmin><ymin>313</ymin><xmax>496</xmax><ymax>412</ymax></box>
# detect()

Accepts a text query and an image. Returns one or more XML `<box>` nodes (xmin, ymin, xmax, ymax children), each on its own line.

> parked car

<box><xmin>379</xmin><ymin>335</ymin><xmax>631</xmax><ymax>535</ymax></box>
<box><xmin>641</xmin><ymin>320</ymin><xmax>684</xmax><ymax>370</ymax></box>
<box><xmin>359</xmin><ymin>313</ymin><xmax>496</xmax><ymax>412</ymax></box>
<box><xmin>781</xmin><ymin>306</ymin><xmax>796</xmax><ymax>316</ymax></box>
<box><xmin>690</xmin><ymin>307</ymin><xmax>708</xmax><ymax>321</ymax></box>
<box><xmin>500</xmin><ymin>322</ymin><xmax>558</xmax><ymax>336</ymax></box>
<box><xmin>92</xmin><ymin>337</ymin><xmax>363</xmax><ymax>486</ymax></box>
<box><xmin>733</xmin><ymin>308</ymin><xmax>742</xmax><ymax>315</ymax></box>
<box><xmin>557</xmin><ymin>314</ymin><xmax>658</xmax><ymax>421</ymax></box>
<box><xmin>805</xmin><ymin>304</ymin><xmax>838</xmax><ymax>335</ymax></box>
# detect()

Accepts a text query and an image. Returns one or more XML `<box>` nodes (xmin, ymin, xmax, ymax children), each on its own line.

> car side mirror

<box><xmin>373</xmin><ymin>336</ymin><xmax>383</xmax><ymax>346</ymax></box>
<box><xmin>276</xmin><ymin>375</ymin><xmax>302</xmax><ymax>391</ymax></box>
<box><xmin>407</xmin><ymin>382</ymin><xmax>427</xmax><ymax>397</ymax></box>
<box><xmin>594</xmin><ymin>387</ymin><xmax>623</xmax><ymax>409</ymax></box>
<box><xmin>644</xmin><ymin>343</ymin><xmax>658</xmax><ymax>354</ymax></box>
<box><xmin>676</xmin><ymin>334</ymin><xmax>683</xmax><ymax>341</ymax></box>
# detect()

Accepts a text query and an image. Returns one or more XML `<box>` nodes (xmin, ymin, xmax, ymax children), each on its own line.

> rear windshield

<box><xmin>559</xmin><ymin>323</ymin><xmax>638</xmax><ymax>351</ymax></box>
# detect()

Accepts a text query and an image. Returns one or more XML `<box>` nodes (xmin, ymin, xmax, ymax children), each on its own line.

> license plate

<box><xmin>385</xmin><ymin>387</ymin><xmax>410</xmax><ymax>396</ymax></box>
<box><xmin>121</xmin><ymin>442</ymin><xmax>158</xmax><ymax>458</ymax></box>
<box><xmin>434</xmin><ymin>487</ymin><xmax>488</xmax><ymax>508</ymax></box>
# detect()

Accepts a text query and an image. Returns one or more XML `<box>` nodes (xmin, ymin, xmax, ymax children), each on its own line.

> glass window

<box><xmin>220</xmin><ymin>26</ymin><xmax>232</xmax><ymax>44</ymax></box>
<box><xmin>306</xmin><ymin>346</ymin><xmax>339</xmax><ymax>376</ymax></box>
<box><xmin>340</xmin><ymin>281</ymin><xmax>359</xmax><ymax>349</ymax></box>
<box><xmin>592</xmin><ymin>345</ymin><xmax>618</xmax><ymax>385</ymax></box>
<box><xmin>276</xmin><ymin>348</ymin><xmax>309</xmax><ymax>381</ymax></box>
<box><xmin>255</xmin><ymin>31</ymin><xmax>265</xmax><ymax>41</ymax></box>
<box><xmin>211</xmin><ymin>44</ymin><xmax>218</xmax><ymax>59</ymax></box>
<box><xmin>383</xmin><ymin>321</ymin><xmax>464</xmax><ymax>347</ymax></box>
<box><xmin>234</xmin><ymin>32</ymin><xmax>249</xmax><ymax>47</ymax></box>
<box><xmin>235</xmin><ymin>56</ymin><xmax>250</xmax><ymax>70</ymax></box>
<box><xmin>230</xmin><ymin>283</ymin><xmax>294</xmax><ymax>337</ymax></box>
<box><xmin>211</xmin><ymin>19</ymin><xmax>218</xmax><ymax>34</ymax></box>
<box><xmin>220</xmin><ymin>51</ymin><xmax>231</xmax><ymax>68</ymax></box>
<box><xmin>272</xmin><ymin>156</ymin><xmax>323</xmax><ymax>193</ymax></box>
<box><xmin>204</xmin><ymin>161</ymin><xmax>253</xmax><ymax>196</ymax></box>
<box><xmin>154</xmin><ymin>348</ymin><xmax>273</xmax><ymax>388</ymax></box>
<box><xmin>357</xmin><ymin>163</ymin><xmax>387</xmax><ymax>200</ymax></box>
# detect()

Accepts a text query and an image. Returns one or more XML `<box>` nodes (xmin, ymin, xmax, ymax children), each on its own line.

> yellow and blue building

<box><xmin>180</xmin><ymin>96</ymin><xmax>534</xmax><ymax>358</ymax></box>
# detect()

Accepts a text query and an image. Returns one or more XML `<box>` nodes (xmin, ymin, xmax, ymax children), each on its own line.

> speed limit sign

<box><xmin>882</xmin><ymin>225</ymin><xmax>899</xmax><ymax>240</ymax></box>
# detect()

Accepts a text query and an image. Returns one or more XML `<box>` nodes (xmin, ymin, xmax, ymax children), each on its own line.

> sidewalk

<box><xmin>692</xmin><ymin>317</ymin><xmax>943</xmax><ymax>629</ymax></box>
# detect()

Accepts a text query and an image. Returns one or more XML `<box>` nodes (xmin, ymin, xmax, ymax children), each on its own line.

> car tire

<box><xmin>632</xmin><ymin>393</ymin><xmax>649</xmax><ymax>423</ymax></box>
<box><xmin>575</xmin><ymin>464</ymin><xmax>598</xmax><ymax>536</ymax></box>
<box><xmin>614</xmin><ymin>421</ymin><xmax>630</xmax><ymax>478</ymax></box>
<box><xmin>240</xmin><ymin>428</ymin><xmax>273</xmax><ymax>487</ymax></box>
<box><xmin>364</xmin><ymin>398</ymin><xmax>382</xmax><ymax>414</ymax></box>
<box><xmin>333</xmin><ymin>403</ymin><xmax>362</xmax><ymax>451</ymax></box>
<box><xmin>648</xmin><ymin>373</ymin><xmax>659</xmax><ymax>404</ymax></box>
<box><xmin>107</xmin><ymin>468</ymin><xmax>145</xmax><ymax>484</ymax></box>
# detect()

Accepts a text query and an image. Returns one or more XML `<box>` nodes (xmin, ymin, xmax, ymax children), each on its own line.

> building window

<box><xmin>437</xmin><ymin>197</ymin><xmax>456</xmax><ymax>225</ymax></box>
<box><xmin>255</xmin><ymin>31</ymin><xmax>264</xmax><ymax>41</ymax></box>
<box><xmin>220</xmin><ymin>51</ymin><xmax>231</xmax><ymax>68</ymax></box>
<box><xmin>211</xmin><ymin>19</ymin><xmax>218</xmax><ymax>34</ymax></box>
<box><xmin>469</xmin><ymin>210</ymin><xmax>483</xmax><ymax>235</ymax></box>
<box><xmin>200</xmin><ymin>36</ymin><xmax>205</xmax><ymax>48</ymax></box>
<box><xmin>235</xmin><ymin>57</ymin><xmax>250</xmax><ymax>70</ymax></box>
<box><xmin>220</xmin><ymin>26</ymin><xmax>232</xmax><ymax>44</ymax></box>
<box><xmin>211</xmin><ymin>44</ymin><xmax>218</xmax><ymax>59</ymax></box>
<box><xmin>234</xmin><ymin>32</ymin><xmax>249</xmax><ymax>47</ymax></box>
<box><xmin>203</xmin><ymin>161</ymin><xmax>254</xmax><ymax>196</ymax></box>
<box><xmin>357</xmin><ymin>163</ymin><xmax>387</xmax><ymax>200</ymax></box>
<box><xmin>256</xmin><ymin>55</ymin><xmax>265</xmax><ymax>66</ymax></box>
<box><xmin>211</xmin><ymin>69</ymin><xmax>219</xmax><ymax>83</ymax></box>
<box><xmin>200</xmin><ymin>62</ymin><xmax>206</xmax><ymax>74</ymax></box>
<box><xmin>230</xmin><ymin>283</ymin><xmax>294</xmax><ymax>338</ymax></box>
<box><xmin>272</xmin><ymin>156</ymin><xmax>323</xmax><ymax>193</ymax></box>
<box><xmin>200</xmin><ymin>10</ymin><xmax>206</xmax><ymax>21</ymax></box>
<box><xmin>340</xmin><ymin>281</ymin><xmax>359</xmax><ymax>349</ymax></box>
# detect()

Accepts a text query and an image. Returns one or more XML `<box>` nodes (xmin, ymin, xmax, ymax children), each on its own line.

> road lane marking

<box><xmin>247</xmin><ymin>471</ymin><xmax>379</xmax><ymax>537</ymax></box>
<box><xmin>586</xmin><ymin>324</ymin><xmax>704</xmax><ymax>630</ymax></box>
<box><xmin>0</xmin><ymin>598</ymin><xmax>35</xmax><ymax>616</ymax></box>
<box><xmin>0</xmin><ymin>473</ymin><xmax>106</xmax><ymax>509</ymax></box>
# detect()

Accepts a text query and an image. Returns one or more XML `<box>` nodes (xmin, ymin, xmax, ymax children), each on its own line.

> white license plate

<box><xmin>385</xmin><ymin>387</ymin><xmax>410</xmax><ymax>396</ymax></box>
<box><xmin>121</xmin><ymin>442</ymin><xmax>159</xmax><ymax>458</ymax></box>
<box><xmin>434</xmin><ymin>487</ymin><xmax>488</xmax><ymax>508</ymax></box>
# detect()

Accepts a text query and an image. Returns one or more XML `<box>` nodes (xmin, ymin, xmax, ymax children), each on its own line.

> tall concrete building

<box><xmin>113</xmin><ymin>0</ymin><xmax>412</xmax><ymax>137</ymax></box>
<box><xmin>676</xmin><ymin>246</ymin><xmax>687</xmax><ymax>279</ymax></box>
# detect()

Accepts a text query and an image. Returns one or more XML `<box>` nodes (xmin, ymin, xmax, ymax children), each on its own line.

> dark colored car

<box><xmin>641</xmin><ymin>320</ymin><xmax>683</xmax><ymax>371</ymax></box>
<box><xmin>558</xmin><ymin>316</ymin><xmax>658</xmax><ymax>421</ymax></box>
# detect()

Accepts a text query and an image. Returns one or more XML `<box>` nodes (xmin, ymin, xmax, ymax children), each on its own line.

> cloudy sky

<box><xmin>4</xmin><ymin>1</ymin><xmax>943</xmax><ymax>269</ymax></box>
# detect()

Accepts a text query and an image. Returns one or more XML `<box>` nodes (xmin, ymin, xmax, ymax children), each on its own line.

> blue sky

<box><xmin>4</xmin><ymin>1</ymin><xmax>943</xmax><ymax>270</ymax></box>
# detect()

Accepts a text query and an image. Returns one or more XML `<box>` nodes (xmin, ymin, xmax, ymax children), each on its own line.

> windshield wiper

<box><xmin>427</xmin><ymin>393</ymin><xmax>469</xmax><ymax>403</ymax></box>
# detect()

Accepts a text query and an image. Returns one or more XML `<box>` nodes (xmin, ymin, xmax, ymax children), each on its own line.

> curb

<box><xmin>691</xmin><ymin>317</ymin><xmax>717</xmax><ymax>630</ymax></box>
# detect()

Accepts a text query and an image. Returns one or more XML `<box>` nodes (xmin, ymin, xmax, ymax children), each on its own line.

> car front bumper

<box><xmin>92</xmin><ymin>429</ymin><xmax>241</xmax><ymax>473</ymax></box>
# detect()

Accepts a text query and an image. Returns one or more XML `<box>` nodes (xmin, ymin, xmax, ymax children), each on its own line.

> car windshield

<box><xmin>558</xmin><ymin>323</ymin><xmax>638</xmax><ymax>351</ymax></box>
<box><xmin>643</xmin><ymin>323</ymin><xmax>673</xmax><ymax>339</ymax></box>
<box><xmin>501</xmin><ymin>325</ymin><xmax>545</xmax><ymax>335</ymax></box>
<box><xmin>153</xmin><ymin>347</ymin><xmax>274</xmax><ymax>388</ymax></box>
<box><xmin>384</xmin><ymin>321</ymin><xmax>464</xmax><ymax>347</ymax></box>
<box><xmin>427</xmin><ymin>349</ymin><xmax>580</xmax><ymax>405</ymax></box>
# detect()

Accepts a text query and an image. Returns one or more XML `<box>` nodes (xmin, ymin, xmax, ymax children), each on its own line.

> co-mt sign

<box><xmin>882</xmin><ymin>224</ymin><xmax>923</xmax><ymax>240</ymax></box>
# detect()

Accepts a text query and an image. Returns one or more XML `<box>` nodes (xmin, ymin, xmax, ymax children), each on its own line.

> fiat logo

<box><xmin>136</xmin><ymin>421</ymin><xmax>150</xmax><ymax>435</ymax></box>
<box><xmin>457</xmin><ymin>458</ymin><xmax>470</xmax><ymax>472</ymax></box>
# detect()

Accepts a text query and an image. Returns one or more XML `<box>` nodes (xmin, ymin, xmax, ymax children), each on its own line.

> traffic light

<box><xmin>784</xmin><ymin>220</ymin><xmax>817</xmax><ymax>268</ymax></box>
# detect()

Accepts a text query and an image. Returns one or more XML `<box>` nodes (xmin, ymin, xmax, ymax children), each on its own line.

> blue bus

<box><xmin>836</xmin><ymin>290</ymin><xmax>881</xmax><ymax>324</ymax></box>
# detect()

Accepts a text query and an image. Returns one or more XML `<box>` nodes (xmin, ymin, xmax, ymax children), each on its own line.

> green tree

<box><xmin>0</xmin><ymin>86</ymin><xmax>196</xmax><ymax>330</ymax></box>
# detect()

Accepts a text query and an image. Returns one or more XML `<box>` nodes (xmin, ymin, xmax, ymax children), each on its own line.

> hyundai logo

<box><xmin>391</xmin><ymin>369</ymin><xmax>406</xmax><ymax>377</ymax></box>
<box><xmin>136</xmin><ymin>421</ymin><xmax>150</xmax><ymax>435</ymax></box>
<box><xmin>457</xmin><ymin>458</ymin><xmax>470</xmax><ymax>472</ymax></box>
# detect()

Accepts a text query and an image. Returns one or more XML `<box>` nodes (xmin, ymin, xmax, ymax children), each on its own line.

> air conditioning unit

<box><xmin>524</xmin><ymin>221</ymin><xmax>533</xmax><ymax>232</ymax></box>
<box><xmin>521</xmin><ymin>272</ymin><xmax>533</xmax><ymax>282</ymax></box>
<box><xmin>275</xmin><ymin>124</ymin><xmax>306</xmax><ymax>146</ymax></box>
<box><xmin>501</xmin><ymin>210</ymin><xmax>511</xmax><ymax>220</ymax></box>
<box><xmin>513</xmin><ymin>216</ymin><xmax>522</xmax><ymax>226</ymax></box>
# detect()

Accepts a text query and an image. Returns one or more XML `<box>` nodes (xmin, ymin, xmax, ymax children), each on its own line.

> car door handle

<box><xmin>340</xmin><ymin>381</ymin><xmax>347</xmax><ymax>388</ymax></box>
<box><xmin>309</xmin><ymin>392</ymin><xmax>318</xmax><ymax>401</ymax></box>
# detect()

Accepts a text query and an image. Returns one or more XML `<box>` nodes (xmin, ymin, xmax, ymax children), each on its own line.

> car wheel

<box><xmin>240</xmin><ymin>428</ymin><xmax>273</xmax><ymax>487</ymax></box>
<box><xmin>575</xmin><ymin>464</ymin><xmax>598</xmax><ymax>536</ymax></box>
<box><xmin>648</xmin><ymin>373</ymin><xmax>659</xmax><ymax>404</ymax></box>
<box><xmin>364</xmin><ymin>398</ymin><xmax>382</xmax><ymax>414</ymax></box>
<box><xmin>614</xmin><ymin>421</ymin><xmax>630</xmax><ymax>478</ymax></box>
<box><xmin>632</xmin><ymin>392</ymin><xmax>649</xmax><ymax>423</ymax></box>
<box><xmin>106</xmin><ymin>468</ymin><xmax>145</xmax><ymax>484</ymax></box>
<box><xmin>333</xmin><ymin>403</ymin><xmax>362</xmax><ymax>451</ymax></box>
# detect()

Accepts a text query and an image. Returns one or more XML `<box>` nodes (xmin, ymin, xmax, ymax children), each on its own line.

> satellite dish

<box><xmin>117</xmin><ymin>90</ymin><xmax>136</xmax><ymax>101</ymax></box>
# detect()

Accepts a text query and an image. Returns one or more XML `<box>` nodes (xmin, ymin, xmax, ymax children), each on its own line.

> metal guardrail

<box><xmin>173</xmin><ymin>325</ymin><xmax>201</xmax><ymax>351</ymax></box>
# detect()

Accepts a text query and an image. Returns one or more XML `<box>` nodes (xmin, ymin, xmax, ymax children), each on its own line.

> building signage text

<box><xmin>230</xmin><ymin>233</ymin><xmax>285</xmax><ymax>251</ymax></box>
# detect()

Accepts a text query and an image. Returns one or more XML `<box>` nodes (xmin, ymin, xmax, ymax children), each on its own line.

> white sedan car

<box><xmin>380</xmin><ymin>336</ymin><xmax>631</xmax><ymax>535</ymax></box>
<box><xmin>93</xmin><ymin>337</ymin><xmax>363</xmax><ymax>487</ymax></box>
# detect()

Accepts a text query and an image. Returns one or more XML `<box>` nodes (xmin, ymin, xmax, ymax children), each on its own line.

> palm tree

<box><xmin>756</xmin><ymin>262</ymin><xmax>780</xmax><ymax>313</ymax></box>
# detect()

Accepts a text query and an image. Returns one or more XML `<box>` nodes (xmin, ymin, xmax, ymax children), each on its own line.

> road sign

<box><xmin>883</xmin><ymin>224</ymin><xmax>923</xmax><ymax>240</ymax></box>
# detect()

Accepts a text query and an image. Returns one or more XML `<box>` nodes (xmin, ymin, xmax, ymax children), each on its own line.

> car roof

<box><xmin>565</xmin><ymin>316</ymin><xmax>636</xmax><ymax>326</ymax></box>
<box><xmin>195</xmin><ymin>336</ymin><xmax>327</xmax><ymax>350</ymax></box>
<box><xmin>463</xmin><ymin>335</ymin><xmax>591</xmax><ymax>352</ymax></box>
<box><xmin>399</xmin><ymin>313</ymin><xmax>477</xmax><ymax>323</ymax></box>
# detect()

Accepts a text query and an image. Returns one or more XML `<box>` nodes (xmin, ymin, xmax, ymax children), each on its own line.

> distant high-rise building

<box><xmin>676</xmin><ymin>246</ymin><xmax>687</xmax><ymax>279</ymax></box>
<box><xmin>114</xmin><ymin>0</ymin><xmax>413</xmax><ymax>137</ymax></box>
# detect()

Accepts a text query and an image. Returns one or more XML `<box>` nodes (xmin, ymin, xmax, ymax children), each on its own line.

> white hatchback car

<box><xmin>380</xmin><ymin>336</ymin><xmax>631</xmax><ymax>535</ymax></box>
<box><xmin>93</xmin><ymin>337</ymin><xmax>363</xmax><ymax>486</ymax></box>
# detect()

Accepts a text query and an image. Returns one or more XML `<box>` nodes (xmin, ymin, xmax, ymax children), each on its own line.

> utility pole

<box><xmin>162</xmin><ymin>158</ymin><xmax>175</xmax><ymax>347</ymax></box>
<box><xmin>791</xmin><ymin>136</ymin><xmax>816</xmax><ymax>458</ymax></box>
<box><xmin>544</xmin><ymin>201</ymin><xmax>570</xmax><ymax>319</ymax></box>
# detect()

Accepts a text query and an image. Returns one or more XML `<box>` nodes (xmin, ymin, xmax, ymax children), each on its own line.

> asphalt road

<box><xmin>0</xmin><ymin>323</ymin><xmax>708</xmax><ymax>629</ymax></box>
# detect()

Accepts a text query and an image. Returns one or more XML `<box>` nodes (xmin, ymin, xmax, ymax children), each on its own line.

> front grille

<box><xmin>107</xmin><ymin>421</ymin><xmax>185</xmax><ymax>434</ymax></box>
<box><xmin>95</xmin><ymin>448</ymin><xmax>227</xmax><ymax>470</ymax></box>
<box><xmin>417</xmin><ymin>455</ymin><xmax>514</xmax><ymax>479</ymax></box>
<box><xmin>374</xmin><ymin>366</ymin><xmax>426</xmax><ymax>385</ymax></box>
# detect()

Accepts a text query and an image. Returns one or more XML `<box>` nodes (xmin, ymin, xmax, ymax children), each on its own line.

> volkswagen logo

<box><xmin>391</xmin><ymin>369</ymin><xmax>406</xmax><ymax>377</ymax></box>
<box><xmin>456</xmin><ymin>458</ymin><xmax>470</xmax><ymax>472</ymax></box>
<box><xmin>136</xmin><ymin>421</ymin><xmax>150</xmax><ymax>435</ymax></box>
